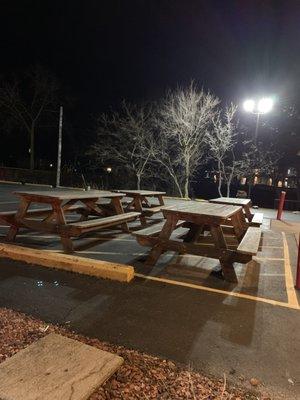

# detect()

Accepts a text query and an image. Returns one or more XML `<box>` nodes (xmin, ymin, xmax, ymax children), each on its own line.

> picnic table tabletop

<box><xmin>163</xmin><ymin>202</ymin><xmax>242</xmax><ymax>223</ymax></box>
<box><xmin>209</xmin><ymin>197</ymin><xmax>252</xmax><ymax>206</ymax></box>
<box><xmin>209</xmin><ymin>197</ymin><xmax>253</xmax><ymax>221</ymax></box>
<box><xmin>114</xmin><ymin>189</ymin><xmax>166</xmax><ymax>197</ymax></box>
<box><xmin>14</xmin><ymin>190</ymin><xmax>125</xmax><ymax>202</ymax></box>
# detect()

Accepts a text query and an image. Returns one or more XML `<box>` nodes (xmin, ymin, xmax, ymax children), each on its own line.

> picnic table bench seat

<box><xmin>141</xmin><ymin>205</ymin><xmax>175</xmax><ymax>215</ymax></box>
<box><xmin>133</xmin><ymin>220</ymin><xmax>185</xmax><ymax>238</ymax></box>
<box><xmin>65</xmin><ymin>211</ymin><xmax>140</xmax><ymax>236</ymax></box>
<box><xmin>0</xmin><ymin>205</ymin><xmax>86</xmax><ymax>222</ymax></box>
<box><xmin>237</xmin><ymin>227</ymin><xmax>261</xmax><ymax>255</ymax></box>
<box><xmin>249</xmin><ymin>212</ymin><xmax>264</xmax><ymax>227</ymax></box>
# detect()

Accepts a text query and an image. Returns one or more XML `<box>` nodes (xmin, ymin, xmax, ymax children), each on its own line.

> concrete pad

<box><xmin>271</xmin><ymin>219</ymin><xmax>300</xmax><ymax>234</ymax></box>
<box><xmin>0</xmin><ymin>333</ymin><xmax>123</xmax><ymax>400</ymax></box>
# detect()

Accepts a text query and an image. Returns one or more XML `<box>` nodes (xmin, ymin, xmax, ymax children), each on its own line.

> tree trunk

<box><xmin>175</xmin><ymin>180</ymin><xmax>183</xmax><ymax>197</ymax></box>
<box><xmin>136</xmin><ymin>174</ymin><xmax>141</xmax><ymax>190</ymax></box>
<box><xmin>184</xmin><ymin>177</ymin><xmax>189</xmax><ymax>198</ymax></box>
<box><xmin>226</xmin><ymin>181</ymin><xmax>230</xmax><ymax>197</ymax></box>
<box><xmin>218</xmin><ymin>174</ymin><xmax>222</xmax><ymax>197</ymax></box>
<box><xmin>184</xmin><ymin>158</ymin><xmax>190</xmax><ymax>198</ymax></box>
<box><xmin>171</xmin><ymin>173</ymin><xmax>183</xmax><ymax>197</ymax></box>
<box><xmin>217</xmin><ymin>161</ymin><xmax>222</xmax><ymax>196</ymax></box>
<box><xmin>29</xmin><ymin>124</ymin><xmax>35</xmax><ymax>170</ymax></box>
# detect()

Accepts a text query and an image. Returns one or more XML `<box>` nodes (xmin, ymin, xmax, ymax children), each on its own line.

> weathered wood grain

<box><xmin>0</xmin><ymin>333</ymin><xmax>123</xmax><ymax>400</ymax></box>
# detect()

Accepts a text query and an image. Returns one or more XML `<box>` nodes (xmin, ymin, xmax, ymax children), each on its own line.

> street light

<box><xmin>243</xmin><ymin>97</ymin><xmax>274</xmax><ymax>142</ymax></box>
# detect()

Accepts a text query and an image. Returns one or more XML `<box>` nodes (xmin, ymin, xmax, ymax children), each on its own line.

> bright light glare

<box><xmin>243</xmin><ymin>99</ymin><xmax>255</xmax><ymax>113</ymax></box>
<box><xmin>257</xmin><ymin>97</ymin><xmax>273</xmax><ymax>114</ymax></box>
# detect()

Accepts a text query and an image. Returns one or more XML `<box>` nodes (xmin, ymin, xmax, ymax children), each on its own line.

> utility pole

<box><xmin>254</xmin><ymin>113</ymin><xmax>260</xmax><ymax>144</ymax></box>
<box><xmin>56</xmin><ymin>106</ymin><xmax>63</xmax><ymax>187</ymax></box>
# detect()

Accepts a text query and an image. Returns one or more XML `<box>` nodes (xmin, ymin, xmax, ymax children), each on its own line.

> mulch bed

<box><xmin>0</xmin><ymin>307</ymin><xmax>271</xmax><ymax>399</ymax></box>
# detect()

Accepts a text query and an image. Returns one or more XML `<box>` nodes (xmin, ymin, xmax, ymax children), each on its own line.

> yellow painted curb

<box><xmin>0</xmin><ymin>243</ymin><xmax>134</xmax><ymax>283</ymax></box>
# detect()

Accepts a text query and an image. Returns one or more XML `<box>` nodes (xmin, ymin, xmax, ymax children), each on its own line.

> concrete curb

<box><xmin>0</xmin><ymin>180</ymin><xmax>22</xmax><ymax>185</ymax></box>
<box><xmin>57</xmin><ymin>186</ymin><xmax>85</xmax><ymax>191</ymax></box>
<box><xmin>0</xmin><ymin>243</ymin><xmax>134</xmax><ymax>283</ymax></box>
<box><xmin>24</xmin><ymin>183</ymin><xmax>53</xmax><ymax>188</ymax></box>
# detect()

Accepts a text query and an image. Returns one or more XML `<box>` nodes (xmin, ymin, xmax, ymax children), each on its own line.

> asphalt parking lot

<box><xmin>0</xmin><ymin>182</ymin><xmax>299</xmax><ymax>398</ymax></box>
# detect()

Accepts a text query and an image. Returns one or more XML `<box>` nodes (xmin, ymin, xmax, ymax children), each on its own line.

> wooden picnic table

<box><xmin>134</xmin><ymin>201</ymin><xmax>262</xmax><ymax>282</ymax></box>
<box><xmin>209</xmin><ymin>197</ymin><xmax>252</xmax><ymax>220</ymax></box>
<box><xmin>209</xmin><ymin>197</ymin><xmax>263</xmax><ymax>226</ymax></box>
<box><xmin>114</xmin><ymin>189</ymin><xmax>167</xmax><ymax>226</ymax></box>
<box><xmin>0</xmin><ymin>190</ymin><xmax>140</xmax><ymax>253</ymax></box>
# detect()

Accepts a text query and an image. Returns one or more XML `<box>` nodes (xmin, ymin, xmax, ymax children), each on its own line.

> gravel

<box><xmin>0</xmin><ymin>307</ymin><xmax>271</xmax><ymax>399</ymax></box>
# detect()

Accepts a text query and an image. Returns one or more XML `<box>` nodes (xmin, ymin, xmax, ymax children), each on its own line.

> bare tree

<box><xmin>0</xmin><ymin>65</ymin><xmax>60</xmax><ymax>169</ymax></box>
<box><xmin>153</xmin><ymin>82</ymin><xmax>219</xmax><ymax>197</ymax></box>
<box><xmin>206</xmin><ymin>104</ymin><xmax>243</xmax><ymax>197</ymax></box>
<box><xmin>89</xmin><ymin>101</ymin><xmax>154</xmax><ymax>189</ymax></box>
<box><xmin>243</xmin><ymin>142</ymin><xmax>281</xmax><ymax>194</ymax></box>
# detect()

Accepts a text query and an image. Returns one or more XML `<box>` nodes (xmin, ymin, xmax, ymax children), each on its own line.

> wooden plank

<box><xmin>6</xmin><ymin>197</ymin><xmax>30</xmax><ymax>241</ymax></box>
<box><xmin>133</xmin><ymin>220</ymin><xmax>184</xmax><ymax>237</ymax></box>
<box><xmin>163</xmin><ymin>203</ymin><xmax>242</xmax><ymax>224</ymax></box>
<box><xmin>66</xmin><ymin>212</ymin><xmax>140</xmax><ymax>236</ymax></box>
<box><xmin>0</xmin><ymin>243</ymin><xmax>135</xmax><ymax>282</ymax></box>
<box><xmin>231</xmin><ymin>210</ymin><xmax>247</xmax><ymax>240</ymax></box>
<box><xmin>249</xmin><ymin>212</ymin><xmax>264</xmax><ymax>226</ymax></box>
<box><xmin>114</xmin><ymin>189</ymin><xmax>166</xmax><ymax>196</ymax></box>
<box><xmin>0</xmin><ymin>205</ymin><xmax>85</xmax><ymax>219</ymax></box>
<box><xmin>141</xmin><ymin>205</ymin><xmax>175</xmax><ymax>215</ymax></box>
<box><xmin>145</xmin><ymin>214</ymin><xmax>178</xmax><ymax>266</ymax></box>
<box><xmin>210</xmin><ymin>197</ymin><xmax>252</xmax><ymax>206</ymax></box>
<box><xmin>237</xmin><ymin>227</ymin><xmax>261</xmax><ymax>255</ymax></box>
<box><xmin>14</xmin><ymin>190</ymin><xmax>125</xmax><ymax>202</ymax></box>
<box><xmin>0</xmin><ymin>333</ymin><xmax>123</xmax><ymax>400</ymax></box>
<box><xmin>110</xmin><ymin>196</ymin><xmax>129</xmax><ymax>233</ymax></box>
<box><xmin>69</xmin><ymin>212</ymin><xmax>139</xmax><ymax>228</ymax></box>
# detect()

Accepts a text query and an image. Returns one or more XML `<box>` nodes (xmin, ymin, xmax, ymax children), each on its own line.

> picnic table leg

<box><xmin>6</xmin><ymin>198</ymin><xmax>30</xmax><ymax>241</ymax></box>
<box><xmin>53</xmin><ymin>201</ymin><xmax>74</xmax><ymax>253</ymax></box>
<box><xmin>244</xmin><ymin>204</ymin><xmax>253</xmax><ymax>222</ymax></box>
<box><xmin>231</xmin><ymin>210</ymin><xmax>247</xmax><ymax>241</ymax></box>
<box><xmin>133</xmin><ymin>196</ymin><xmax>147</xmax><ymax>226</ymax></box>
<box><xmin>145</xmin><ymin>215</ymin><xmax>178</xmax><ymax>266</ymax></box>
<box><xmin>82</xmin><ymin>199</ymin><xmax>106</xmax><ymax>217</ymax></box>
<box><xmin>157</xmin><ymin>194</ymin><xmax>164</xmax><ymax>206</ymax></box>
<box><xmin>141</xmin><ymin>195</ymin><xmax>151</xmax><ymax>208</ymax></box>
<box><xmin>110</xmin><ymin>197</ymin><xmax>129</xmax><ymax>233</ymax></box>
<box><xmin>210</xmin><ymin>225</ymin><xmax>238</xmax><ymax>283</ymax></box>
<box><xmin>124</xmin><ymin>198</ymin><xmax>135</xmax><ymax>211</ymax></box>
<box><xmin>183</xmin><ymin>224</ymin><xmax>204</xmax><ymax>243</ymax></box>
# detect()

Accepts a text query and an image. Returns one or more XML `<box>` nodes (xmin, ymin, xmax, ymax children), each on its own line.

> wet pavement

<box><xmin>0</xmin><ymin>183</ymin><xmax>300</xmax><ymax>398</ymax></box>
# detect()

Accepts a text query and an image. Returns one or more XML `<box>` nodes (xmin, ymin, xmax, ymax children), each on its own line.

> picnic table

<box><xmin>0</xmin><ymin>190</ymin><xmax>140</xmax><ymax>253</ymax></box>
<box><xmin>209</xmin><ymin>197</ymin><xmax>263</xmax><ymax>226</ymax></box>
<box><xmin>114</xmin><ymin>190</ymin><xmax>168</xmax><ymax>225</ymax></box>
<box><xmin>133</xmin><ymin>202</ymin><xmax>261</xmax><ymax>282</ymax></box>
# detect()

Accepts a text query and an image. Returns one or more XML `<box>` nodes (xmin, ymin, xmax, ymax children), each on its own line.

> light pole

<box><xmin>243</xmin><ymin>98</ymin><xmax>274</xmax><ymax>143</ymax></box>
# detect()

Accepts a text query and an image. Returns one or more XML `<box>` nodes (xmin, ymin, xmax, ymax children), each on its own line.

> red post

<box><xmin>296</xmin><ymin>234</ymin><xmax>300</xmax><ymax>290</ymax></box>
<box><xmin>276</xmin><ymin>191</ymin><xmax>286</xmax><ymax>220</ymax></box>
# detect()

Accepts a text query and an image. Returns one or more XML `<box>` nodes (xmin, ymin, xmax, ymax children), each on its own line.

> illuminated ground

<box><xmin>0</xmin><ymin>182</ymin><xmax>299</xmax><ymax>398</ymax></box>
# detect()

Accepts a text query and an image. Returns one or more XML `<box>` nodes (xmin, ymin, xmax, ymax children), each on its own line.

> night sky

<box><xmin>1</xmin><ymin>0</ymin><xmax>300</xmax><ymax>162</ymax></box>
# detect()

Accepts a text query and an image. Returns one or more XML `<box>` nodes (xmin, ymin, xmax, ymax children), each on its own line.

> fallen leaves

<box><xmin>0</xmin><ymin>307</ymin><xmax>269</xmax><ymax>399</ymax></box>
